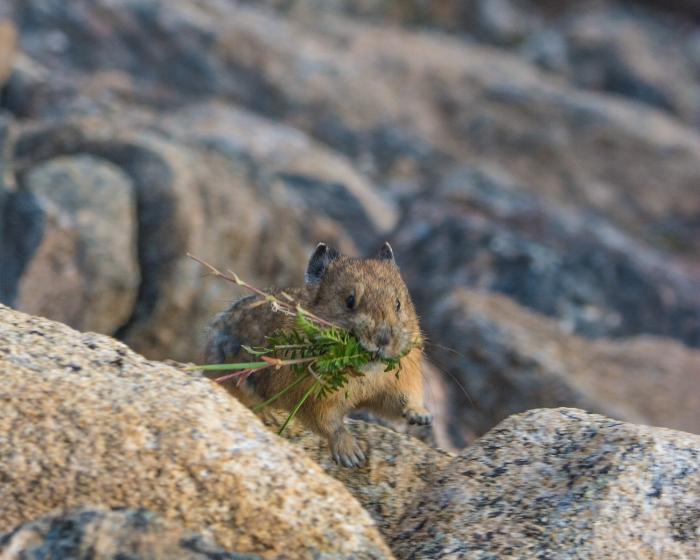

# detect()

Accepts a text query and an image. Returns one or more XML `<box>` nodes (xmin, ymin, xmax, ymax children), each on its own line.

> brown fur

<box><xmin>202</xmin><ymin>244</ymin><xmax>432</xmax><ymax>467</ymax></box>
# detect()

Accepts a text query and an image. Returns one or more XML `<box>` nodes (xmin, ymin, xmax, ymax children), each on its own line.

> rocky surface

<box><xmin>393</xmin><ymin>184</ymin><xmax>700</xmax><ymax>345</ymax></box>
<box><xmin>423</xmin><ymin>287</ymin><xmax>700</xmax><ymax>444</ymax></box>
<box><xmin>0</xmin><ymin>506</ymin><xmax>260</xmax><ymax>560</ymax></box>
<box><xmin>2</xmin><ymin>108</ymin><xmax>391</xmax><ymax>361</ymax></box>
<box><xmin>0</xmin><ymin>21</ymin><xmax>15</xmax><ymax>87</ymax></box>
<box><xmin>0</xmin><ymin>304</ymin><xmax>394</xmax><ymax>560</ymax></box>
<box><xmin>16</xmin><ymin>154</ymin><xmax>138</xmax><ymax>334</ymax></box>
<box><xmin>1</xmin><ymin>0</ymin><xmax>700</xmax><ymax>442</ymax></box>
<box><xmin>268</xmin><ymin>412</ymin><xmax>452</xmax><ymax>537</ymax></box>
<box><xmin>392</xmin><ymin>408</ymin><xmax>700</xmax><ymax>559</ymax></box>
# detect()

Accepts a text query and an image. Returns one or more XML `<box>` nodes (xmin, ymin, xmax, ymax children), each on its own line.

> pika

<box><xmin>203</xmin><ymin>242</ymin><xmax>432</xmax><ymax>467</ymax></box>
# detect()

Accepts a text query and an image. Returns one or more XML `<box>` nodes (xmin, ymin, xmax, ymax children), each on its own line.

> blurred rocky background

<box><xmin>0</xmin><ymin>0</ymin><xmax>699</xmax><ymax>450</ymax></box>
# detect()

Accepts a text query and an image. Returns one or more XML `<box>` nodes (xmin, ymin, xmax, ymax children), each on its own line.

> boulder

<box><xmin>392</xmin><ymin>408</ymin><xmax>700</xmax><ymax>559</ymax></box>
<box><xmin>0</xmin><ymin>506</ymin><xmax>259</xmax><ymax>560</ymax></box>
<box><xmin>269</xmin><ymin>413</ymin><xmax>452</xmax><ymax>537</ymax></box>
<box><xmin>10</xmin><ymin>0</ymin><xmax>700</xmax><ymax>248</ymax></box>
<box><xmin>0</xmin><ymin>304</ymin><xmax>394</xmax><ymax>560</ymax></box>
<box><xmin>421</xmin><ymin>287</ymin><xmax>700</xmax><ymax>444</ymax></box>
<box><xmin>563</xmin><ymin>6</ymin><xmax>700</xmax><ymax>125</ymax></box>
<box><xmin>1</xmin><ymin>103</ymin><xmax>397</xmax><ymax>361</ymax></box>
<box><xmin>4</xmin><ymin>114</ymin><xmax>316</xmax><ymax>360</ymax></box>
<box><xmin>16</xmin><ymin>154</ymin><xmax>139</xmax><ymax>335</ymax></box>
<box><xmin>0</xmin><ymin>20</ymin><xmax>16</xmax><ymax>87</ymax></box>
<box><xmin>159</xmin><ymin>102</ymin><xmax>398</xmax><ymax>250</ymax></box>
<box><xmin>392</xmin><ymin>186</ymin><xmax>700</xmax><ymax>346</ymax></box>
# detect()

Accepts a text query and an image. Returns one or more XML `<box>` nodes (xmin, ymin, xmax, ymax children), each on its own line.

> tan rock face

<box><xmin>0</xmin><ymin>21</ymin><xmax>16</xmax><ymax>87</ymax></box>
<box><xmin>392</xmin><ymin>408</ymin><xmax>700</xmax><ymax>559</ymax></box>
<box><xmin>425</xmin><ymin>288</ymin><xmax>700</xmax><ymax>443</ymax></box>
<box><xmin>270</xmin><ymin>413</ymin><xmax>452</xmax><ymax>537</ymax></box>
<box><xmin>8</xmin><ymin>106</ymin><xmax>393</xmax><ymax>362</ymax></box>
<box><xmin>0</xmin><ymin>506</ymin><xmax>261</xmax><ymax>560</ymax></box>
<box><xmin>0</xmin><ymin>305</ymin><xmax>394</xmax><ymax>560</ymax></box>
<box><xmin>17</xmin><ymin>154</ymin><xmax>139</xmax><ymax>335</ymax></box>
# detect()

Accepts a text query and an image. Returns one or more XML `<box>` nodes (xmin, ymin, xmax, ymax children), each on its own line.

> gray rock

<box><xmin>422</xmin><ymin>288</ymin><xmax>700</xmax><ymax>444</ymax></box>
<box><xmin>17</xmin><ymin>154</ymin><xmax>139</xmax><ymax>335</ymax></box>
<box><xmin>0</xmin><ymin>506</ymin><xmax>260</xmax><ymax>560</ymax></box>
<box><xmin>472</xmin><ymin>0</ymin><xmax>534</xmax><ymax>46</ymax></box>
<box><xmin>271</xmin><ymin>412</ymin><xmax>452</xmax><ymax>537</ymax></box>
<box><xmin>158</xmin><ymin>102</ymin><xmax>398</xmax><ymax>251</ymax></box>
<box><xmin>5</xmin><ymin>108</ymin><xmax>380</xmax><ymax>361</ymax></box>
<box><xmin>564</xmin><ymin>7</ymin><xmax>700</xmax><ymax>124</ymax></box>
<box><xmin>392</xmin><ymin>408</ymin><xmax>700</xmax><ymax>559</ymax></box>
<box><xmin>393</xmin><ymin>169</ymin><xmax>700</xmax><ymax>346</ymax></box>
<box><xmin>8</xmin><ymin>0</ymin><xmax>700</xmax><ymax>254</ymax></box>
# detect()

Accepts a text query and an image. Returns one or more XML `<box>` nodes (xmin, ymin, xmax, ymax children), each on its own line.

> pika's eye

<box><xmin>396</xmin><ymin>299</ymin><xmax>401</xmax><ymax>311</ymax></box>
<box><xmin>346</xmin><ymin>295</ymin><xmax>356</xmax><ymax>310</ymax></box>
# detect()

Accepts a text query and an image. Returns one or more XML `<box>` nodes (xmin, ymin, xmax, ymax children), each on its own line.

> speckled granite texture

<box><xmin>0</xmin><ymin>305</ymin><xmax>394</xmax><ymax>560</ymax></box>
<box><xmin>0</xmin><ymin>506</ymin><xmax>260</xmax><ymax>560</ymax></box>
<box><xmin>392</xmin><ymin>408</ymin><xmax>700</xmax><ymax>559</ymax></box>
<box><xmin>271</xmin><ymin>412</ymin><xmax>452</xmax><ymax>537</ymax></box>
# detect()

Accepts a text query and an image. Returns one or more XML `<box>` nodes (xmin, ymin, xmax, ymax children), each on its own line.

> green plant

<box><xmin>187</xmin><ymin>254</ymin><xmax>419</xmax><ymax>434</ymax></box>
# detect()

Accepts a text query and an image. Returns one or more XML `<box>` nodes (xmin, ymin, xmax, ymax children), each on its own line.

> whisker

<box><xmin>423</xmin><ymin>354</ymin><xmax>474</xmax><ymax>410</ymax></box>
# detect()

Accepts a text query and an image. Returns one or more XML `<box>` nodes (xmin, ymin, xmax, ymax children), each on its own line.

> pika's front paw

<box><xmin>330</xmin><ymin>431</ymin><xmax>366</xmax><ymax>468</ymax></box>
<box><xmin>403</xmin><ymin>406</ymin><xmax>433</xmax><ymax>426</ymax></box>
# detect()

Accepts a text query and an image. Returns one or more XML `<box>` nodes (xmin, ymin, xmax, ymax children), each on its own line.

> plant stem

<box><xmin>278</xmin><ymin>381</ymin><xmax>318</xmax><ymax>435</ymax></box>
<box><xmin>262</xmin><ymin>356</ymin><xmax>317</xmax><ymax>368</ymax></box>
<box><xmin>216</xmin><ymin>364</ymin><xmax>271</xmax><ymax>384</ymax></box>
<box><xmin>188</xmin><ymin>253</ymin><xmax>337</xmax><ymax>328</ymax></box>
<box><xmin>252</xmin><ymin>373</ymin><xmax>311</xmax><ymax>412</ymax></box>
<box><xmin>188</xmin><ymin>361</ymin><xmax>269</xmax><ymax>371</ymax></box>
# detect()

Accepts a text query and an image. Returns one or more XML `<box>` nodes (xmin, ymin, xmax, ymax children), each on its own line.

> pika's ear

<box><xmin>306</xmin><ymin>243</ymin><xmax>340</xmax><ymax>284</ymax></box>
<box><xmin>374</xmin><ymin>242</ymin><xmax>395</xmax><ymax>262</ymax></box>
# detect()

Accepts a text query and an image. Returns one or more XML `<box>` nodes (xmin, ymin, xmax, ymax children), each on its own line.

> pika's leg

<box><xmin>302</xmin><ymin>407</ymin><xmax>366</xmax><ymax>468</ymax></box>
<box><xmin>402</xmin><ymin>397</ymin><xmax>433</xmax><ymax>426</ymax></box>
<box><xmin>364</xmin><ymin>390</ymin><xmax>433</xmax><ymax>426</ymax></box>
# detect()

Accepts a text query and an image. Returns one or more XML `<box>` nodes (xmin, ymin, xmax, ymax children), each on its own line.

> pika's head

<box><xmin>305</xmin><ymin>242</ymin><xmax>420</xmax><ymax>359</ymax></box>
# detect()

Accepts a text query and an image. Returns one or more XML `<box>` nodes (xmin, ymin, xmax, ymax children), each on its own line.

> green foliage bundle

<box><xmin>187</xmin><ymin>254</ymin><xmax>419</xmax><ymax>434</ymax></box>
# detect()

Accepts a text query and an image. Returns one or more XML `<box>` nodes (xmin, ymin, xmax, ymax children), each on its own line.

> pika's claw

<box><xmin>403</xmin><ymin>406</ymin><xmax>433</xmax><ymax>426</ymax></box>
<box><xmin>330</xmin><ymin>431</ymin><xmax>366</xmax><ymax>468</ymax></box>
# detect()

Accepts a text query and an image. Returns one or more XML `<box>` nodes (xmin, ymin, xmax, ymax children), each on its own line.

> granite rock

<box><xmin>0</xmin><ymin>20</ymin><xmax>16</xmax><ymax>87</ymax></box>
<box><xmin>0</xmin><ymin>101</ymin><xmax>397</xmax><ymax>360</ymax></box>
<box><xmin>269</xmin><ymin>413</ymin><xmax>452</xmax><ymax>537</ymax></box>
<box><xmin>0</xmin><ymin>506</ymin><xmax>260</xmax><ymax>560</ymax></box>
<box><xmin>8</xmin><ymin>0</ymin><xmax>700</xmax><ymax>251</ymax></box>
<box><xmin>5</xmin><ymin>111</ymin><xmax>359</xmax><ymax>361</ymax></box>
<box><xmin>422</xmin><ymin>287</ymin><xmax>700</xmax><ymax>444</ymax></box>
<box><xmin>563</xmin><ymin>6</ymin><xmax>700</xmax><ymax>125</ymax></box>
<box><xmin>393</xmin><ymin>186</ymin><xmax>700</xmax><ymax>346</ymax></box>
<box><xmin>392</xmin><ymin>408</ymin><xmax>700</xmax><ymax>559</ymax></box>
<box><xmin>16</xmin><ymin>154</ymin><xmax>139</xmax><ymax>335</ymax></box>
<box><xmin>0</xmin><ymin>304</ymin><xmax>394</xmax><ymax>560</ymax></box>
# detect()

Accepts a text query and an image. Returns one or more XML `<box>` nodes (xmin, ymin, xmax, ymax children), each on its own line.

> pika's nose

<box><xmin>373</xmin><ymin>325</ymin><xmax>390</xmax><ymax>348</ymax></box>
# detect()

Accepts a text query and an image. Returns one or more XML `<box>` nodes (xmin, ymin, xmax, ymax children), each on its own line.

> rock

<box><xmin>421</xmin><ymin>287</ymin><xmax>700</xmax><ymax>444</ymax></box>
<box><xmin>0</xmin><ymin>506</ymin><xmax>260</xmax><ymax>560</ymax></box>
<box><xmin>471</xmin><ymin>0</ymin><xmax>535</xmax><ymax>46</ymax></box>
<box><xmin>0</xmin><ymin>20</ymin><xmax>16</xmax><ymax>87</ymax></box>
<box><xmin>0</xmin><ymin>53</ymin><xmax>55</xmax><ymax>119</ymax></box>
<box><xmin>6</xmin><ymin>112</ymin><xmax>340</xmax><ymax>361</ymax></box>
<box><xmin>16</xmin><ymin>154</ymin><xmax>139</xmax><ymax>335</ymax></box>
<box><xmin>268</xmin><ymin>413</ymin><xmax>452</xmax><ymax>537</ymax></box>
<box><xmin>9</xmin><ymin>1</ymin><xmax>700</xmax><ymax>260</ymax></box>
<box><xmin>0</xmin><ymin>304</ymin><xmax>395</xmax><ymax>560</ymax></box>
<box><xmin>158</xmin><ymin>102</ymin><xmax>398</xmax><ymax>250</ymax></box>
<box><xmin>392</xmin><ymin>408</ymin><xmax>700</xmax><ymax>559</ymax></box>
<box><xmin>565</xmin><ymin>7</ymin><xmax>700</xmax><ymax>125</ymax></box>
<box><xmin>393</xmin><ymin>175</ymin><xmax>700</xmax><ymax>346</ymax></box>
